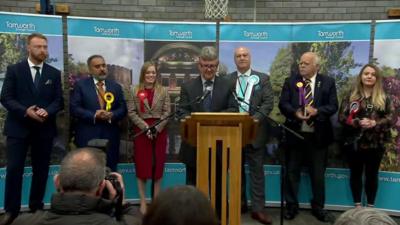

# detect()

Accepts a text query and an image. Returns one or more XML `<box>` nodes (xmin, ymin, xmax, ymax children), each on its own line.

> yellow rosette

<box><xmin>296</xmin><ymin>82</ymin><xmax>303</xmax><ymax>88</ymax></box>
<box><xmin>104</xmin><ymin>92</ymin><xmax>114</xmax><ymax>111</ymax></box>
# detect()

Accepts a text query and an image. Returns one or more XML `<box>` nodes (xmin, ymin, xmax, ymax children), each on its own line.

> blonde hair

<box><xmin>350</xmin><ymin>64</ymin><xmax>386</xmax><ymax>111</ymax></box>
<box><xmin>134</xmin><ymin>61</ymin><xmax>162</xmax><ymax>95</ymax></box>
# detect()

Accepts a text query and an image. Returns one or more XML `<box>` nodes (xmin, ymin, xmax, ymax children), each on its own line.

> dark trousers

<box><xmin>241</xmin><ymin>144</ymin><xmax>265</xmax><ymax>212</ymax></box>
<box><xmin>76</xmin><ymin>135</ymin><xmax>120</xmax><ymax>171</ymax></box>
<box><xmin>347</xmin><ymin>147</ymin><xmax>384</xmax><ymax>205</ymax></box>
<box><xmin>4</xmin><ymin>136</ymin><xmax>53</xmax><ymax>215</ymax></box>
<box><xmin>285</xmin><ymin>132</ymin><xmax>328</xmax><ymax>210</ymax></box>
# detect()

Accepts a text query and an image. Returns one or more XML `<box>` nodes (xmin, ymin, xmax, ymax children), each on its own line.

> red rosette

<box><xmin>137</xmin><ymin>90</ymin><xmax>147</xmax><ymax>113</ymax></box>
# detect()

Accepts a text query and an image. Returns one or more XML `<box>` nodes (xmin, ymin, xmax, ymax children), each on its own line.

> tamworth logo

<box><xmin>243</xmin><ymin>31</ymin><xmax>268</xmax><ymax>40</ymax></box>
<box><xmin>169</xmin><ymin>30</ymin><xmax>193</xmax><ymax>39</ymax></box>
<box><xmin>6</xmin><ymin>21</ymin><xmax>35</xmax><ymax>32</ymax></box>
<box><xmin>317</xmin><ymin>30</ymin><xmax>344</xmax><ymax>39</ymax></box>
<box><xmin>94</xmin><ymin>26</ymin><xmax>120</xmax><ymax>36</ymax></box>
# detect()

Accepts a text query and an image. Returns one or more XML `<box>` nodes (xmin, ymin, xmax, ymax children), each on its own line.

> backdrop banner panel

<box><xmin>373</xmin><ymin>20</ymin><xmax>400</xmax><ymax>212</ymax></box>
<box><xmin>143</xmin><ymin>21</ymin><xmax>216</xmax><ymax>166</ymax></box>
<box><xmin>0</xmin><ymin>11</ymin><xmax>64</xmax><ymax>209</ymax></box>
<box><xmin>67</xmin><ymin>16</ymin><xmax>144</xmax><ymax>165</ymax></box>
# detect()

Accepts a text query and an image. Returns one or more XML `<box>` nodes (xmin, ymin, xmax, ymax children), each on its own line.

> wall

<box><xmin>1</xmin><ymin>0</ymin><xmax>399</xmax><ymax>22</ymax></box>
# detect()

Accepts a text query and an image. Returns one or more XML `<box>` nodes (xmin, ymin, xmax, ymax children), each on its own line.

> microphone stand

<box><xmin>233</xmin><ymin>94</ymin><xmax>303</xmax><ymax>225</ymax></box>
<box><xmin>133</xmin><ymin>111</ymin><xmax>176</xmax><ymax>199</ymax></box>
<box><xmin>132</xmin><ymin>93</ymin><xmax>208</xmax><ymax>199</ymax></box>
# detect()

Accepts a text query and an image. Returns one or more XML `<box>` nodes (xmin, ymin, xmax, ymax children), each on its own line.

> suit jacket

<box><xmin>127</xmin><ymin>85</ymin><xmax>170</xmax><ymax>132</ymax></box>
<box><xmin>178</xmin><ymin>75</ymin><xmax>238</xmax><ymax>165</ymax></box>
<box><xmin>228</xmin><ymin>70</ymin><xmax>274</xmax><ymax>148</ymax></box>
<box><xmin>278</xmin><ymin>73</ymin><xmax>338</xmax><ymax>147</ymax></box>
<box><xmin>0</xmin><ymin>60</ymin><xmax>63</xmax><ymax>138</ymax></box>
<box><xmin>70</xmin><ymin>77</ymin><xmax>127</xmax><ymax>147</ymax></box>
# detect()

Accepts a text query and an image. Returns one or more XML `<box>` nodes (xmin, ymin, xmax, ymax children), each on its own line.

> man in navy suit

<box><xmin>279</xmin><ymin>52</ymin><xmax>338</xmax><ymax>222</ymax></box>
<box><xmin>0</xmin><ymin>33</ymin><xmax>64</xmax><ymax>225</ymax></box>
<box><xmin>70</xmin><ymin>55</ymin><xmax>127</xmax><ymax>171</ymax></box>
<box><xmin>178</xmin><ymin>46</ymin><xmax>238</xmax><ymax>218</ymax></box>
<box><xmin>228</xmin><ymin>47</ymin><xmax>274</xmax><ymax>225</ymax></box>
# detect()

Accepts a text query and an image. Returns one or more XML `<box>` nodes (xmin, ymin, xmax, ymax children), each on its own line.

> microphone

<box><xmin>346</xmin><ymin>101</ymin><xmax>360</xmax><ymax>125</ymax></box>
<box><xmin>196</xmin><ymin>86</ymin><xmax>212</xmax><ymax>103</ymax></box>
<box><xmin>231</xmin><ymin>91</ymin><xmax>245</xmax><ymax>102</ymax></box>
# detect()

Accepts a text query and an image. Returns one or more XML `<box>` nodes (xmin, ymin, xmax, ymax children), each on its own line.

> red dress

<box><xmin>133</xmin><ymin>88</ymin><xmax>167</xmax><ymax>179</ymax></box>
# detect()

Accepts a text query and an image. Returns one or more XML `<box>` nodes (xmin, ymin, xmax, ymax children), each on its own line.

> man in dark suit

<box><xmin>228</xmin><ymin>47</ymin><xmax>274</xmax><ymax>225</ymax></box>
<box><xmin>178</xmin><ymin>46</ymin><xmax>237</xmax><ymax>217</ymax></box>
<box><xmin>70</xmin><ymin>55</ymin><xmax>127</xmax><ymax>171</ymax></box>
<box><xmin>0</xmin><ymin>33</ymin><xmax>64</xmax><ymax>225</ymax></box>
<box><xmin>279</xmin><ymin>52</ymin><xmax>338</xmax><ymax>222</ymax></box>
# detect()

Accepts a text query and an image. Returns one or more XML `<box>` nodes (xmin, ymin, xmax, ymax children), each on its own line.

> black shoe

<box><xmin>241</xmin><ymin>203</ymin><xmax>248</xmax><ymax>214</ymax></box>
<box><xmin>311</xmin><ymin>208</ymin><xmax>335</xmax><ymax>223</ymax></box>
<box><xmin>284</xmin><ymin>206</ymin><xmax>298</xmax><ymax>220</ymax></box>
<box><xmin>0</xmin><ymin>213</ymin><xmax>17</xmax><ymax>225</ymax></box>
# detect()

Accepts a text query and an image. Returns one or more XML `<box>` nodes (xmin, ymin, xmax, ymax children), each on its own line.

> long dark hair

<box><xmin>142</xmin><ymin>186</ymin><xmax>218</xmax><ymax>225</ymax></box>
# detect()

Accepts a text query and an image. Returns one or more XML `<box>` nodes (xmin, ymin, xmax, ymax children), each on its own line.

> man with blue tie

<box><xmin>0</xmin><ymin>33</ymin><xmax>64</xmax><ymax>225</ymax></box>
<box><xmin>228</xmin><ymin>47</ymin><xmax>274</xmax><ymax>225</ymax></box>
<box><xmin>178</xmin><ymin>46</ymin><xmax>238</xmax><ymax>218</ymax></box>
<box><xmin>279</xmin><ymin>52</ymin><xmax>338</xmax><ymax>223</ymax></box>
<box><xmin>70</xmin><ymin>55</ymin><xmax>127</xmax><ymax>171</ymax></box>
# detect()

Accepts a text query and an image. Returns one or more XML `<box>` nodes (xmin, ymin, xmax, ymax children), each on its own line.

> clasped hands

<box><xmin>295</xmin><ymin>106</ymin><xmax>318</xmax><ymax>120</ymax></box>
<box><xmin>145</xmin><ymin>126</ymin><xmax>157</xmax><ymax>140</ymax></box>
<box><xmin>26</xmin><ymin>105</ymin><xmax>48</xmax><ymax>123</ymax></box>
<box><xmin>95</xmin><ymin>109</ymin><xmax>113</xmax><ymax>121</ymax></box>
<box><xmin>358</xmin><ymin>118</ymin><xmax>376</xmax><ymax>129</ymax></box>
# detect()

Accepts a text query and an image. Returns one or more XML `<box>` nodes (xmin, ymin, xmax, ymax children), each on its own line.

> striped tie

<box><xmin>304</xmin><ymin>79</ymin><xmax>314</xmax><ymax>127</ymax></box>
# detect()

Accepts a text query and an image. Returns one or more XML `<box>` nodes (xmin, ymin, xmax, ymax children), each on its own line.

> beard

<box><xmin>30</xmin><ymin>52</ymin><xmax>47</xmax><ymax>63</ymax></box>
<box><xmin>95</xmin><ymin>74</ymin><xmax>107</xmax><ymax>81</ymax></box>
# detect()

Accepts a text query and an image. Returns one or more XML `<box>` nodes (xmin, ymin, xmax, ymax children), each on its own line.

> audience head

<box><xmin>142</xmin><ymin>185</ymin><xmax>218</xmax><ymax>225</ymax></box>
<box><xmin>54</xmin><ymin>148</ymin><xmax>107</xmax><ymax>195</ymax></box>
<box><xmin>198</xmin><ymin>46</ymin><xmax>219</xmax><ymax>81</ymax></box>
<box><xmin>27</xmin><ymin>33</ymin><xmax>48</xmax><ymax>64</ymax></box>
<box><xmin>334</xmin><ymin>208</ymin><xmax>397</xmax><ymax>225</ymax></box>
<box><xmin>234</xmin><ymin>46</ymin><xmax>251</xmax><ymax>73</ymax></box>
<box><xmin>298</xmin><ymin>52</ymin><xmax>320</xmax><ymax>79</ymax></box>
<box><xmin>87</xmin><ymin>54</ymin><xmax>108</xmax><ymax>81</ymax></box>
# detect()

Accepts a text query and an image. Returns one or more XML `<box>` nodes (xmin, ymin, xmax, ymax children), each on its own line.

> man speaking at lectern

<box><xmin>228</xmin><ymin>46</ymin><xmax>274</xmax><ymax>225</ymax></box>
<box><xmin>178</xmin><ymin>46</ymin><xmax>237</xmax><ymax>217</ymax></box>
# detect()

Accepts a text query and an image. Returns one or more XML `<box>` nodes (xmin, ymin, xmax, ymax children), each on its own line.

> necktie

<box><xmin>304</xmin><ymin>79</ymin><xmax>314</xmax><ymax>126</ymax></box>
<box><xmin>238</xmin><ymin>75</ymin><xmax>249</xmax><ymax>112</ymax></box>
<box><xmin>203</xmin><ymin>80</ymin><xmax>213</xmax><ymax>112</ymax></box>
<box><xmin>33</xmin><ymin>66</ymin><xmax>40</xmax><ymax>88</ymax></box>
<box><xmin>96</xmin><ymin>81</ymin><xmax>105</xmax><ymax>109</ymax></box>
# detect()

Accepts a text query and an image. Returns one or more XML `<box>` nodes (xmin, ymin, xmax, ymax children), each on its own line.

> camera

<box><xmin>102</xmin><ymin>170</ymin><xmax>123</xmax><ymax>220</ymax></box>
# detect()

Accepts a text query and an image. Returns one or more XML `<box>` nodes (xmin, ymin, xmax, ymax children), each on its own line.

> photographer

<box><xmin>11</xmin><ymin>148</ymin><xmax>141</xmax><ymax>225</ymax></box>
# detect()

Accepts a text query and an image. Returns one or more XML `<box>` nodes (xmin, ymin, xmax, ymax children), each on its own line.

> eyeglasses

<box><xmin>200</xmin><ymin>63</ymin><xmax>218</xmax><ymax>69</ymax></box>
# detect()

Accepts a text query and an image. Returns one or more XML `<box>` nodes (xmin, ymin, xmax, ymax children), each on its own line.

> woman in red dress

<box><xmin>127</xmin><ymin>61</ymin><xmax>170</xmax><ymax>214</ymax></box>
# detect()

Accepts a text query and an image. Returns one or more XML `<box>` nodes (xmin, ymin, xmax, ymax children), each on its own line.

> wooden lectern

<box><xmin>181</xmin><ymin>112</ymin><xmax>257</xmax><ymax>225</ymax></box>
